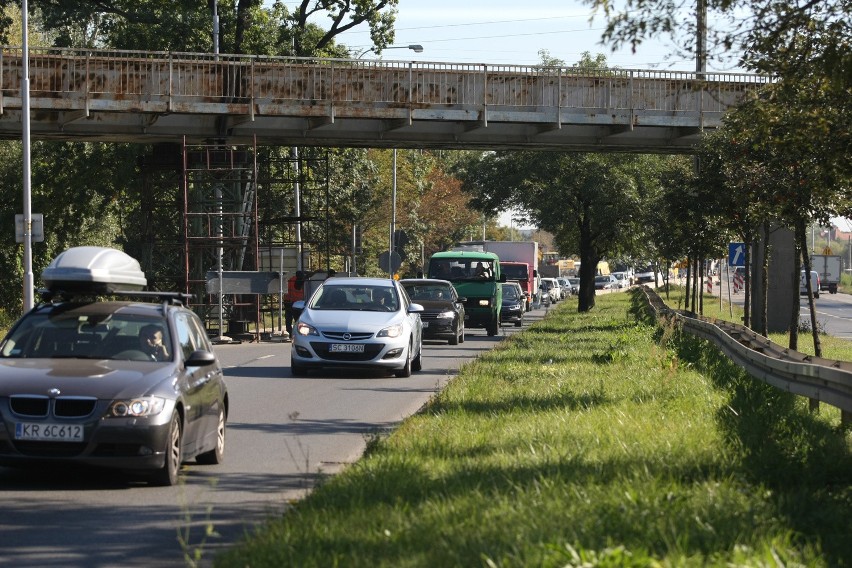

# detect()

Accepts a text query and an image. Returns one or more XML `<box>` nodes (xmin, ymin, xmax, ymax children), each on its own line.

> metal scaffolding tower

<box><xmin>137</xmin><ymin>142</ymin><xmax>329</xmax><ymax>340</ymax></box>
<box><xmin>183</xmin><ymin>140</ymin><xmax>259</xmax><ymax>338</ymax></box>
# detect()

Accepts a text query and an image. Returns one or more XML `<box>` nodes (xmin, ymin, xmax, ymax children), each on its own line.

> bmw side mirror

<box><xmin>186</xmin><ymin>349</ymin><xmax>216</xmax><ymax>367</ymax></box>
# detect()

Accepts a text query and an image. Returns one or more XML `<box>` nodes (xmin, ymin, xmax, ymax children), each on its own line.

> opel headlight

<box><xmin>378</xmin><ymin>324</ymin><xmax>404</xmax><ymax>338</ymax></box>
<box><xmin>108</xmin><ymin>396</ymin><xmax>166</xmax><ymax>418</ymax></box>
<box><xmin>297</xmin><ymin>322</ymin><xmax>319</xmax><ymax>336</ymax></box>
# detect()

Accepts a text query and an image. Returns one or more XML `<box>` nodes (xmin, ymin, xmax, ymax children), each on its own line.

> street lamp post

<box><xmin>21</xmin><ymin>0</ymin><xmax>34</xmax><ymax>312</ymax></box>
<box><xmin>355</xmin><ymin>44</ymin><xmax>423</xmax><ymax>58</ymax></box>
<box><xmin>389</xmin><ymin>148</ymin><xmax>397</xmax><ymax>278</ymax></box>
<box><xmin>355</xmin><ymin>44</ymin><xmax>423</xmax><ymax>278</ymax></box>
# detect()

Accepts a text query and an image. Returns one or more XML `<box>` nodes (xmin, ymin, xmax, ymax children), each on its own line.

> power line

<box><xmin>392</xmin><ymin>14</ymin><xmax>593</xmax><ymax>32</ymax></box>
<box><xmin>395</xmin><ymin>26</ymin><xmax>610</xmax><ymax>44</ymax></box>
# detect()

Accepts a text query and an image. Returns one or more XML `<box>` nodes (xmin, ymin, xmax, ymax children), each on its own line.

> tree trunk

<box><xmin>758</xmin><ymin>223</ymin><xmax>770</xmax><ymax>336</ymax></box>
<box><xmin>577</xmin><ymin>248</ymin><xmax>599</xmax><ymax>312</ymax></box>
<box><xmin>576</xmin><ymin>216</ymin><xmax>599</xmax><ymax>312</ymax></box>
<box><xmin>796</xmin><ymin>217</ymin><xmax>821</xmax><ymax>414</ymax></box>
<box><xmin>684</xmin><ymin>255</ymin><xmax>691</xmax><ymax>311</ymax></box>
<box><xmin>789</xmin><ymin>228</ymin><xmax>801</xmax><ymax>352</ymax></box>
<box><xmin>233</xmin><ymin>0</ymin><xmax>254</xmax><ymax>54</ymax></box>
<box><xmin>797</xmin><ymin>218</ymin><xmax>821</xmax><ymax>357</ymax></box>
<box><xmin>698</xmin><ymin>255</ymin><xmax>705</xmax><ymax>315</ymax></box>
<box><xmin>743</xmin><ymin>237</ymin><xmax>751</xmax><ymax>329</ymax></box>
<box><xmin>691</xmin><ymin>257</ymin><xmax>699</xmax><ymax>315</ymax></box>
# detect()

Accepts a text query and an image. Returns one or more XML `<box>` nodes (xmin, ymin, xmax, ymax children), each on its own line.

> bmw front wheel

<box><xmin>196</xmin><ymin>407</ymin><xmax>226</xmax><ymax>465</ymax></box>
<box><xmin>152</xmin><ymin>412</ymin><xmax>183</xmax><ymax>486</ymax></box>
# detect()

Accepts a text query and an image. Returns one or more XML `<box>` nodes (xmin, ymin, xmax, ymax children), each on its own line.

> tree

<box><xmin>0</xmin><ymin>0</ymin><xmax>402</xmax><ymax>320</ymax></box>
<box><xmin>583</xmin><ymin>0</ymin><xmax>850</xmax><ymax>86</ymax></box>
<box><xmin>460</xmin><ymin>149</ymin><xmax>665</xmax><ymax>312</ymax></box>
<box><xmin>0</xmin><ymin>141</ymin><xmax>136</xmax><ymax>316</ymax></box>
<box><xmin>288</xmin><ymin>0</ymin><xmax>398</xmax><ymax>56</ymax></box>
<box><xmin>715</xmin><ymin>79</ymin><xmax>851</xmax><ymax>353</ymax></box>
<box><xmin>0</xmin><ymin>0</ymin><xmax>398</xmax><ymax>56</ymax></box>
<box><xmin>420</xmin><ymin>167</ymin><xmax>483</xmax><ymax>260</ymax></box>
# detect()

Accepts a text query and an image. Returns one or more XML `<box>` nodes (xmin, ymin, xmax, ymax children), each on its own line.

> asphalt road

<box><xmin>703</xmin><ymin>275</ymin><xmax>852</xmax><ymax>340</ymax></box>
<box><xmin>0</xmin><ymin>304</ymin><xmax>551</xmax><ymax>568</ymax></box>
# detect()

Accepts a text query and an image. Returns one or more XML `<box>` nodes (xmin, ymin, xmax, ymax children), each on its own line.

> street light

<box><xmin>21</xmin><ymin>0</ymin><xmax>34</xmax><ymax>312</ymax></box>
<box><xmin>355</xmin><ymin>44</ymin><xmax>424</xmax><ymax>277</ymax></box>
<box><xmin>355</xmin><ymin>44</ymin><xmax>424</xmax><ymax>58</ymax></box>
<box><xmin>389</xmin><ymin>148</ymin><xmax>397</xmax><ymax>278</ymax></box>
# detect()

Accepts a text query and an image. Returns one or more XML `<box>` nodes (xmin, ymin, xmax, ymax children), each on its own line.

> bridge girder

<box><xmin>0</xmin><ymin>49</ymin><xmax>768</xmax><ymax>153</ymax></box>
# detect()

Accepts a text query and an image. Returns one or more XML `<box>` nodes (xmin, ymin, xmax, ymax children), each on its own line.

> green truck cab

<box><xmin>428</xmin><ymin>250</ymin><xmax>505</xmax><ymax>336</ymax></box>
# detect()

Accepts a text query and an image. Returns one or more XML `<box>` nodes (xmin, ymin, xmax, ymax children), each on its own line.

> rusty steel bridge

<box><xmin>1</xmin><ymin>47</ymin><xmax>770</xmax><ymax>337</ymax></box>
<box><xmin>0</xmin><ymin>47</ymin><xmax>768</xmax><ymax>152</ymax></box>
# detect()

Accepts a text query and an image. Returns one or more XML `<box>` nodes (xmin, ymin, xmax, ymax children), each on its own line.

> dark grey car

<box><xmin>400</xmin><ymin>279</ymin><xmax>465</xmax><ymax>345</ymax></box>
<box><xmin>0</xmin><ymin>295</ymin><xmax>228</xmax><ymax>486</ymax></box>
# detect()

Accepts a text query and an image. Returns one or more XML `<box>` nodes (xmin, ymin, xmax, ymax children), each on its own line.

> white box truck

<box><xmin>810</xmin><ymin>254</ymin><xmax>842</xmax><ymax>294</ymax></box>
<box><xmin>455</xmin><ymin>241</ymin><xmax>539</xmax><ymax>310</ymax></box>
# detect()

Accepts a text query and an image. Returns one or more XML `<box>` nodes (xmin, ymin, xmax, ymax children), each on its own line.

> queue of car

<box><xmin>0</xmin><ymin>247</ymin><xmax>574</xmax><ymax>486</ymax></box>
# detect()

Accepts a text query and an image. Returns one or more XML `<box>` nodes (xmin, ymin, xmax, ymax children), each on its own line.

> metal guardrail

<box><xmin>641</xmin><ymin>286</ymin><xmax>852</xmax><ymax>424</ymax></box>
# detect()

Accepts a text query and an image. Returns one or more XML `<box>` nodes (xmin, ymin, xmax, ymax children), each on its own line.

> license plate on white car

<box><xmin>330</xmin><ymin>343</ymin><xmax>365</xmax><ymax>353</ymax></box>
<box><xmin>15</xmin><ymin>422</ymin><xmax>84</xmax><ymax>442</ymax></box>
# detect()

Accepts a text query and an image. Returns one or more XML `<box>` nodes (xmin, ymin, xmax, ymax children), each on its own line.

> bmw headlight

<box><xmin>297</xmin><ymin>322</ymin><xmax>319</xmax><ymax>336</ymax></box>
<box><xmin>437</xmin><ymin>311</ymin><xmax>455</xmax><ymax>319</ymax></box>
<box><xmin>108</xmin><ymin>396</ymin><xmax>166</xmax><ymax>418</ymax></box>
<box><xmin>378</xmin><ymin>324</ymin><xmax>404</xmax><ymax>338</ymax></box>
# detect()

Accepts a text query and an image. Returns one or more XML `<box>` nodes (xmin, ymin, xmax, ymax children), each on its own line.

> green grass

<box><xmin>214</xmin><ymin>291</ymin><xmax>852</xmax><ymax>567</ymax></box>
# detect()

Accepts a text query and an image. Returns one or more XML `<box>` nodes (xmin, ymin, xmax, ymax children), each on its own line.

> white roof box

<box><xmin>41</xmin><ymin>246</ymin><xmax>147</xmax><ymax>293</ymax></box>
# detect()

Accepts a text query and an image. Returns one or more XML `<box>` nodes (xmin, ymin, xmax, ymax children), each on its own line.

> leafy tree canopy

<box><xmin>583</xmin><ymin>0</ymin><xmax>851</xmax><ymax>88</ymax></box>
<box><xmin>0</xmin><ymin>0</ymin><xmax>398</xmax><ymax>57</ymax></box>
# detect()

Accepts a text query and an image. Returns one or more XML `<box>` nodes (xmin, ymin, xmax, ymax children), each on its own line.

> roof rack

<box><xmin>38</xmin><ymin>288</ymin><xmax>193</xmax><ymax>306</ymax></box>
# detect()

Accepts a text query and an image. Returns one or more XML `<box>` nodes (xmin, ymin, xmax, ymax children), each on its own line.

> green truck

<box><xmin>428</xmin><ymin>250</ymin><xmax>505</xmax><ymax>336</ymax></box>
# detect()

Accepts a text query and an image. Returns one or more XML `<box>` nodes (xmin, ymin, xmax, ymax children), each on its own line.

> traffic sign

<box><xmin>15</xmin><ymin>213</ymin><xmax>44</xmax><ymax>243</ymax></box>
<box><xmin>728</xmin><ymin>243</ymin><xmax>745</xmax><ymax>267</ymax></box>
<box><xmin>378</xmin><ymin>250</ymin><xmax>402</xmax><ymax>273</ymax></box>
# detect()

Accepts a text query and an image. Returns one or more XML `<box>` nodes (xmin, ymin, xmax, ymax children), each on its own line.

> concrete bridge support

<box><xmin>751</xmin><ymin>225</ymin><xmax>796</xmax><ymax>334</ymax></box>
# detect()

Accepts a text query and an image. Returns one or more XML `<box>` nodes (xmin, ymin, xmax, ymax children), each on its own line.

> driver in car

<box><xmin>139</xmin><ymin>324</ymin><xmax>170</xmax><ymax>361</ymax></box>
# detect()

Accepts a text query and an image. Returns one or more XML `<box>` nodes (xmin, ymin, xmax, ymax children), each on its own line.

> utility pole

<box><xmin>696</xmin><ymin>0</ymin><xmax>707</xmax><ymax>76</ymax></box>
<box><xmin>21</xmin><ymin>0</ymin><xmax>34</xmax><ymax>312</ymax></box>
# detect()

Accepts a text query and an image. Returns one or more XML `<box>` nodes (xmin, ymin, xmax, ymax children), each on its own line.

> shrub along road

<box><xmin>216</xmin><ymin>289</ymin><xmax>852</xmax><ymax>567</ymax></box>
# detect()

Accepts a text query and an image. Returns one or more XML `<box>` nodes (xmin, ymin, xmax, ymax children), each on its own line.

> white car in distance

<box><xmin>611</xmin><ymin>272</ymin><xmax>631</xmax><ymax>289</ymax></box>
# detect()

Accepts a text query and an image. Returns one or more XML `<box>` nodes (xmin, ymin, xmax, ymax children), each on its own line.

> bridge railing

<box><xmin>1</xmin><ymin>47</ymin><xmax>770</xmax><ymax>118</ymax></box>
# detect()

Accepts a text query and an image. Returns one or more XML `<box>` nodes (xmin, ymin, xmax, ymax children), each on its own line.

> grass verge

<box><xmin>215</xmin><ymin>290</ymin><xmax>852</xmax><ymax>567</ymax></box>
<box><xmin>657</xmin><ymin>285</ymin><xmax>852</xmax><ymax>361</ymax></box>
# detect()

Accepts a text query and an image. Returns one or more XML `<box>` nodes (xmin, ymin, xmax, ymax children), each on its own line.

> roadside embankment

<box><xmin>215</xmin><ymin>290</ymin><xmax>852</xmax><ymax>567</ymax></box>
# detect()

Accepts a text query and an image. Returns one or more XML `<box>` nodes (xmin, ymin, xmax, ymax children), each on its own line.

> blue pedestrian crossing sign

<box><xmin>728</xmin><ymin>243</ymin><xmax>745</xmax><ymax>267</ymax></box>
